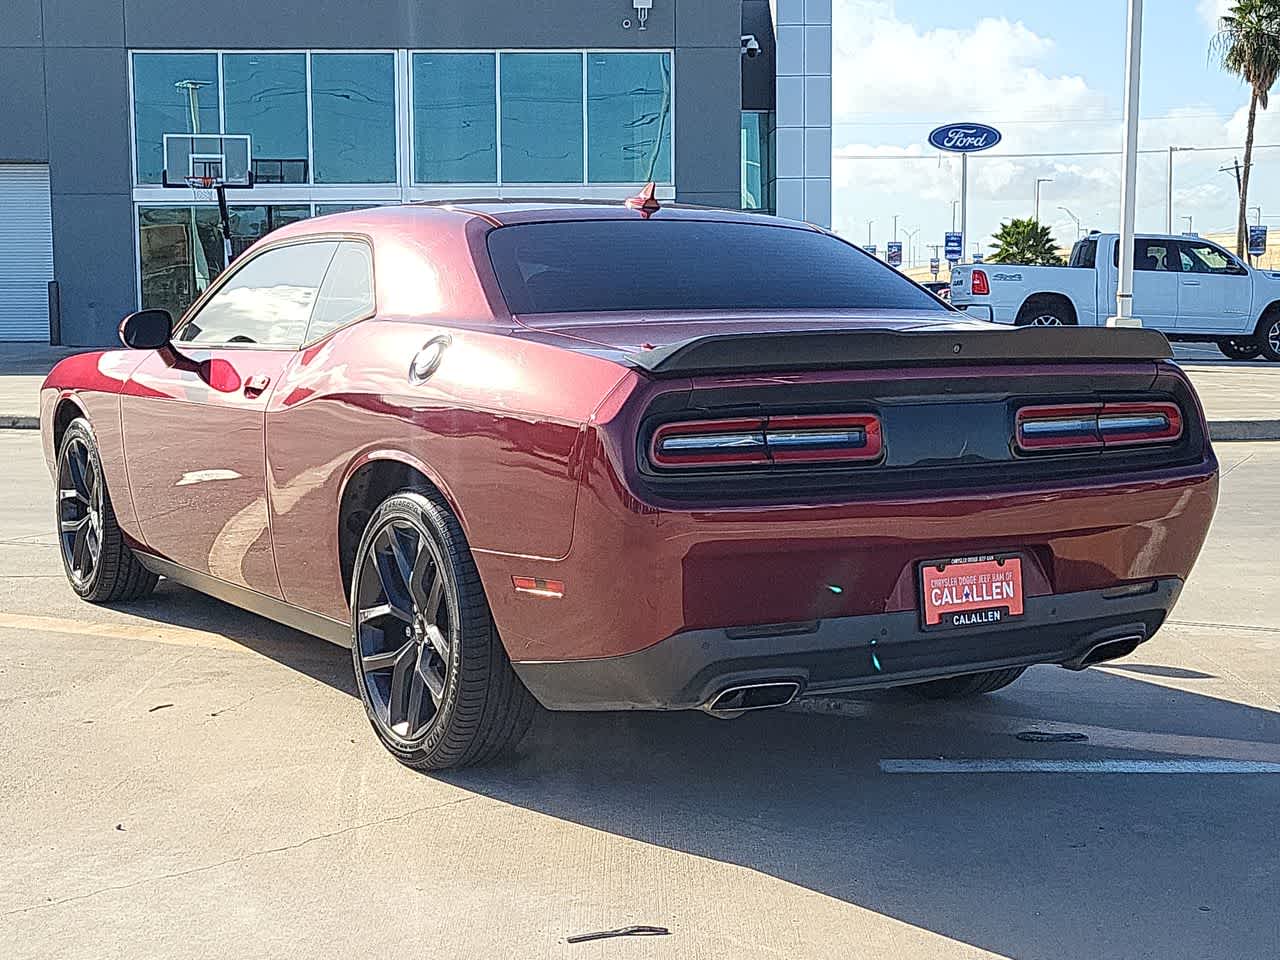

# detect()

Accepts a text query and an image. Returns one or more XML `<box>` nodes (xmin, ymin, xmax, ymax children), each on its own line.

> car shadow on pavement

<box><xmin>443</xmin><ymin>667</ymin><xmax>1280</xmax><ymax>960</ymax></box>
<box><xmin>112</xmin><ymin>583</ymin><xmax>1279</xmax><ymax>959</ymax></box>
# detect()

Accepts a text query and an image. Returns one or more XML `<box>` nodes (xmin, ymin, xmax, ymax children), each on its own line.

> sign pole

<box><xmin>1109</xmin><ymin>0</ymin><xmax>1144</xmax><ymax>328</ymax></box>
<box><xmin>960</xmin><ymin>152</ymin><xmax>968</xmax><ymax>265</ymax></box>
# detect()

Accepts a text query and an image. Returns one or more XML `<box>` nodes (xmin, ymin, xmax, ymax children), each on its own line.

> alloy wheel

<box><xmin>1269</xmin><ymin>319</ymin><xmax>1280</xmax><ymax>357</ymax></box>
<box><xmin>1030</xmin><ymin>314</ymin><xmax>1063</xmax><ymax>327</ymax></box>
<box><xmin>57</xmin><ymin>437</ymin><xmax>104</xmax><ymax>587</ymax></box>
<box><xmin>354</xmin><ymin>519</ymin><xmax>453</xmax><ymax>744</ymax></box>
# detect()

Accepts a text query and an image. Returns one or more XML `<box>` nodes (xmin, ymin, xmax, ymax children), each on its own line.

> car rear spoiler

<box><xmin>625</xmin><ymin>327</ymin><xmax>1173</xmax><ymax>377</ymax></box>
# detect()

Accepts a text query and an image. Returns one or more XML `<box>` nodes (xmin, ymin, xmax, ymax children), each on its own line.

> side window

<box><xmin>1134</xmin><ymin>239</ymin><xmax>1178</xmax><ymax>272</ymax></box>
<box><xmin>307</xmin><ymin>241</ymin><xmax>375</xmax><ymax>342</ymax></box>
<box><xmin>177</xmin><ymin>241</ymin><xmax>338</xmax><ymax>346</ymax></box>
<box><xmin>1069</xmin><ymin>238</ymin><xmax>1096</xmax><ymax>268</ymax></box>
<box><xmin>1179</xmin><ymin>240</ymin><xmax>1246</xmax><ymax>276</ymax></box>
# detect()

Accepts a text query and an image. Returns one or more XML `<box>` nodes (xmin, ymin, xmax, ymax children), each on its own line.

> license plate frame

<box><xmin>919</xmin><ymin>554</ymin><xmax>1025</xmax><ymax>631</ymax></box>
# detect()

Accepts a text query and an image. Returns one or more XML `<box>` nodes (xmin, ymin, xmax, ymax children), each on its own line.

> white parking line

<box><xmin>880</xmin><ymin>759</ymin><xmax>1280</xmax><ymax>774</ymax></box>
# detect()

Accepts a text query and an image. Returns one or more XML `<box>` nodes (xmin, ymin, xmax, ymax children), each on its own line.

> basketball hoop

<box><xmin>185</xmin><ymin>174</ymin><xmax>219</xmax><ymax>203</ymax></box>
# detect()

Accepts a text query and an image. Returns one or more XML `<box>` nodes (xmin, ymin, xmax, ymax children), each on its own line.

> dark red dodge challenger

<box><xmin>41</xmin><ymin>199</ymin><xmax>1218</xmax><ymax>769</ymax></box>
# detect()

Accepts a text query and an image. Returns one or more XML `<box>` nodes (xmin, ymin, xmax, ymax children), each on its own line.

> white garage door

<box><xmin>0</xmin><ymin>164</ymin><xmax>54</xmax><ymax>341</ymax></box>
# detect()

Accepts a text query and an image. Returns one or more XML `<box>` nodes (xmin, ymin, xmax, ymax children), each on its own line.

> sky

<box><xmin>830</xmin><ymin>0</ymin><xmax>1279</xmax><ymax>262</ymax></box>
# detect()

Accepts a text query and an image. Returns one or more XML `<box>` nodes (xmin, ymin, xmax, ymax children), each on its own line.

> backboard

<box><xmin>162</xmin><ymin>134</ymin><xmax>253</xmax><ymax>189</ymax></box>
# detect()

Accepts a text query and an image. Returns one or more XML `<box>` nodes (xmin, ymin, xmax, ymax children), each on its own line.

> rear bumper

<box><xmin>511</xmin><ymin>578</ymin><xmax>1182</xmax><ymax>711</ymax></box>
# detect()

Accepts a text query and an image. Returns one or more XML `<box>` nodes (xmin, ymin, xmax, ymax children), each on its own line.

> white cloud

<box><xmin>1198</xmin><ymin>0</ymin><xmax>1232</xmax><ymax>32</ymax></box>
<box><xmin>829</xmin><ymin>0</ymin><xmax>1277</xmax><ymax>261</ymax></box>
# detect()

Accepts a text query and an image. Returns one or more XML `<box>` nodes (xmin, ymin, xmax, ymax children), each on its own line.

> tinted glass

<box><xmin>315</xmin><ymin>203</ymin><xmax>381</xmax><ymax>215</ymax></box>
<box><xmin>133</xmin><ymin>53</ymin><xmax>220</xmax><ymax>184</ymax></box>
<box><xmin>587</xmin><ymin>53</ymin><xmax>671</xmax><ymax>183</ymax></box>
<box><xmin>224</xmin><ymin>53</ymin><xmax>309</xmax><ymax>184</ymax></box>
<box><xmin>741</xmin><ymin>112</ymin><xmax>774</xmax><ymax>211</ymax></box>
<box><xmin>1068</xmin><ymin>238</ymin><xmax>1096</xmax><ymax>268</ymax></box>
<box><xmin>500</xmin><ymin>53</ymin><xmax>584</xmax><ymax>183</ymax></box>
<box><xmin>413</xmin><ymin>53</ymin><xmax>497</xmax><ymax>183</ymax></box>
<box><xmin>138</xmin><ymin>205</ymin><xmax>225</xmax><ymax>320</ymax></box>
<box><xmin>487</xmin><ymin>221</ymin><xmax>949</xmax><ymax>315</ymax></box>
<box><xmin>1179</xmin><ymin>240</ymin><xmax>1245</xmax><ymax>275</ymax></box>
<box><xmin>177</xmin><ymin>241</ymin><xmax>339</xmax><ymax>346</ymax></box>
<box><xmin>228</xmin><ymin>205</ymin><xmax>313</xmax><ymax>258</ymax></box>
<box><xmin>311</xmin><ymin>54</ymin><xmax>396</xmax><ymax>184</ymax></box>
<box><xmin>308</xmin><ymin>241</ymin><xmax>375</xmax><ymax>342</ymax></box>
<box><xmin>1134</xmin><ymin>239</ymin><xmax>1179</xmax><ymax>272</ymax></box>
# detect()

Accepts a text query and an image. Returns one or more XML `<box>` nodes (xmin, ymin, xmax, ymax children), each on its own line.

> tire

<box><xmin>55</xmin><ymin>418</ymin><xmax>158</xmax><ymax>603</ymax></box>
<box><xmin>1256</xmin><ymin>308</ymin><xmax>1280</xmax><ymax>362</ymax></box>
<box><xmin>1015</xmin><ymin>296</ymin><xmax>1075</xmax><ymax>327</ymax></box>
<box><xmin>906</xmin><ymin>667</ymin><xmax>1027</xmax><ymax>701</ymax></box>
<box><xmin>1217</xmin><ymin>338</ymin><xmax>1261</xmax><ymax>361</ymax></box>
<box><xmin>349</xmin><ymin>490</ymin><xmax>535</xmax><ymax>770</ymax></box>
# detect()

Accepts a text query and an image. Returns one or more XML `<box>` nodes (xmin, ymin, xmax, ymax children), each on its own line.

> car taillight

<box><xmin>651</xmin><ymin>414</ymin><xmax>882</xmax><ymax>469</ymax></box>
<box><xmin>970</xmin><ymin>269</ymin><xmax>990</xmax><ymax>296</ymax></box>
<box><xmin>1016</xmin><ymin>402</ymin><xmax>1182</xmax><ymax>453</ymax></box>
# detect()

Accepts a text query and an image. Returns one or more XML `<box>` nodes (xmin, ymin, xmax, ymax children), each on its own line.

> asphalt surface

<box><xmin>1</xmin><ymin>432</ymin><xmax>1278</xmax><ymax>959</ymax></box>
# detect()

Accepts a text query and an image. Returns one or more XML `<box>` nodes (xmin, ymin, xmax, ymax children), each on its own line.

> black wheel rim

<box><xmin>1268</xmin><ymin>320</ymin><xmax>1280</xmax><ymax>356</ymax></box>
<box><xmin>57</xmin><ymin>437</ymin><xmax>103</xmax><ymax>587</ymax></box>
<box><xmin>354</xmin><ymin>519</ymin><xmax>453</xmax><ymax>744</ymax></box>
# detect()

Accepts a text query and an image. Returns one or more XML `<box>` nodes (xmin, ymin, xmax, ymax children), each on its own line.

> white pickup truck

<box><xmin>949</xmin><ymin>232</ymin><xmax>1280</xmax><ymax>361</ymax></box>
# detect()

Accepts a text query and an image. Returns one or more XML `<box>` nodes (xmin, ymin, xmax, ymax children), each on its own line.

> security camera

<box><xmin>741</xmin><ymin>34</ymin><xmax>761</xmax><ymax>58</ymax></box>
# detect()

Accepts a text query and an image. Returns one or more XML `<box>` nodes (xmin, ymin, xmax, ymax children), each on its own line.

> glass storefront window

<box><xmin>223</xmin><ymin>53</ymin><xmax>309</xmax><ymax>184</ymax></box>
<box><xmin>138</xmin><ymin>206</ymin><xmax>225</xmax><ymax>320</ymax></box>
<box><xmin>500</xmin><ymin>53</ymin><xmax>584</xmax><ymax>183</ymax></box>
<box><xmin>310</xmin><ymin>53</ymin><xmax>397</xmax><ymax>184</ymax></box>
<box><xmin>587</xmin><ymin>53</ymin><xmax>672</xmax><ymax>184</ymax></box>
<box><xmin>228</xmin><ymin>204</ymin><xmax>313</xmax><ymax>257</ymax></box>
<box><xmin>133</xmin><ymin>54</ymin><xmax>221</xmax><ymax>184</ymax></box>
<box><xmin>412</xmin><ymin>53</ymin><xmax>497</xmax><ymax>184</ymax></box>
<box><xmin>315</xmin><ymin>203</ymin><xmax>382</xmax><ymax>215</ymax></box>
<box><xmin>741</xmin><ymin>111</ymin><xmax>775</xmax><ymax>213</ymax></box>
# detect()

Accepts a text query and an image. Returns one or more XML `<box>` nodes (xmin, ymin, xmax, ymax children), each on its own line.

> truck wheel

<box><xmin>906</xmin><ymin>667</ymin><xmax>1027</xmax><ymax>700</ymax></box>
<box><xmin>1015</xmin><ymin>296</ymin><xmax>1075</xmax><ymax>327</ymax></box>
<box><xmin>1217</xmin><ymin>338</ymin><xmax>1261</xmax><ymax>361</ymax></box>
<box><xmin>1256</xmin><ymin>308</ymin><xmax>1280</xmax><ymax>362</ymax></box>
<box><xmin>349</xmin><ymin>490</ymin><xmax>536</xmax><ymax>770</ymax></box>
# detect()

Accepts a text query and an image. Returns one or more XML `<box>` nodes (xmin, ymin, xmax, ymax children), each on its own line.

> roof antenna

<box><xmin>625</xmin><ymin>182</ymin><xmax>661</xmax><ymax>218</ymax></box>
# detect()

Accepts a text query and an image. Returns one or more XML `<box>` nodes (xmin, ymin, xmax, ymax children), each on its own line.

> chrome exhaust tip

<box><xmin>701</xmin><ymin>681</ymin><xmax>801</xmax><ymax>718</ymax></box>
<box><xmin>1063</xmin><ymin>633</ymin><xmax>1145</xmax><ymax>671</ymax></box>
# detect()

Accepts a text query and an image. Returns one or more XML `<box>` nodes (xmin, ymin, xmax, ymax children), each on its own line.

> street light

<box><xmin>903</xmin><ymin>227</ymin><xmax>921</xmax><ymax>267</ymax></box>
<box><xmin>1059</xmin><ymin>206</ymin><xmax>1082</xmax><ymax>240</ymax></box>
<box><xmin>892</xmin><ymin>214</ymin><xmax>900</xmax><ymax>242</ymax></box>
<box><xmin>1250</xmin><ymin>206</ymin><xmax>1263</xmax><ymax>226</ymax></box>
<box><xmin>1110</xmin><ymin>0</ymin><xmax>1143</xmax><ymax>328</ymax></box>
<box><xmin>1034</xmin><ymin>178</ymin><xmax>1054</xmax><ymax>223</ymax></box>
<box><xmin>1182</xmin><ymin>215</ymin><xmax>1193</xmax><ymax>234</ymax></box>
<box><xmin>1167</xmin><ymin>146</ymin><xmax>1195</xmax><ymax>233</ymax></box>
<box><xmin>865</xmin><ymin>219</ymin><xmax>874</xmax><ymax>248</ymax></box>
<box><xmin>950</xmin><ymin>200</ymin><xmax>959</xmax><ymax>233</ymax></box>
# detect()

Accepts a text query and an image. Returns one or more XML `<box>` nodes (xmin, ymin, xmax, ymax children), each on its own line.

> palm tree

<box><xmin>988</xmin><ymin>218</ymin><xmax>1065</xmax><ymax>266</ymax></box>
<box><xmin>1212</xmin><ymin>0</ymin><xmax>1280</xmax><ymax>256</ymax></box>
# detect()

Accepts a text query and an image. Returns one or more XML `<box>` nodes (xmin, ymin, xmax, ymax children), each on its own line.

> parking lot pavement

<box><xmin>1</xmin><ymin>432</ymin><xmax>1277</xmax><ymax>960</ymax></box>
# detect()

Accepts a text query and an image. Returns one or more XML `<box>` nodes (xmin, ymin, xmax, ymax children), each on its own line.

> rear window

<box><xmin>486</xmin><ymin>219</ymin><xmax>948</xmax><ymax>315</ymax></box>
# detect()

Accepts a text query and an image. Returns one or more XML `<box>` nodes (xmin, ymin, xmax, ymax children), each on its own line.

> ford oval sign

<box><xmin>929</xmin><ymin>123</ymin><xmax>1002</xmax><ymax>153</ymax></box>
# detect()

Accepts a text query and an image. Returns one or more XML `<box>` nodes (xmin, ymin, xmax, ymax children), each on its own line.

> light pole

<box><xmin>1250</xmin><ymin>206</ymin><xmax>1263</xmax><ymax>225</ymax></box>
<box><xmin>1166</xmin><ymin>146</ymin><xmax>1194</xmax><ymax>233</ymax></box>
<box><xmin>1109</xmin><ymin>0</ymin><xmax>1143</xmax><ymax>328</ymax></box>
<box><xmin>1182</xmin><ymin>215</ymin><xmax>1193</xmax><ymax>234</ymax></box>
<box><xmin>892</xmin><ymin>214</ymin><xmax>899</xmax><ymax>242</ymax></box>
<box><xmin>903</xmin><ymin>227</ymin><xmax>920</xmax><ymax>267</ymax></box>
<box><xmin>1059</xmin><ymin>206</ymin><xmax>1082</xmax><ymax>240</ymax></box>
<box><xmin>1034</xmin><ymin>178</ymin><xmax>1054</xmax><ymax>223</ymax></box>
<box><xmin>950</xmin><ymin>200</ymin><xmax>959</xmax><ymax>233</ymax></box>
<box><xmin>866</xmin><ymin>219</ymin><xmax>874</xmax><ymax>248</ymax></box>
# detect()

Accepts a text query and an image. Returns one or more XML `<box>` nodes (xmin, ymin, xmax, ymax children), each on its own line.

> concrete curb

<box><xmin>1</xmin><ymin>415</ymin><xmax>1279</xmax><ymax>440</ymax></box>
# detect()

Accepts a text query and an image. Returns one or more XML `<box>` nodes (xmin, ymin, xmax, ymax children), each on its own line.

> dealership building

<box><xmin>0</xmin><ymin>0</ymin><xmax>833</xmax><ymax>344</ymax></box>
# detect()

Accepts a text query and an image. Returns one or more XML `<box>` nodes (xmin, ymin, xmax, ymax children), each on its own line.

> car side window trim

<box><xmin>171</xmin><ymin>234</ymin><xmax>372</xmax><ymax>351</ymax></box>
<box><xmin>301</xmin><ymin>238</ymin><xmax>378</xmax><ymax>347</ymax></box>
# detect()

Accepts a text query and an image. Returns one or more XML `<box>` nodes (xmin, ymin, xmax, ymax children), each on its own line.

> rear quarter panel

<box><xmin>264</xmin><ymin>318</ymin><xmax>630</xmax><ymax>620</ymax></box>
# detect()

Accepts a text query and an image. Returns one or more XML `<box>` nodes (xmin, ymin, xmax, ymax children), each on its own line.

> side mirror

<box><xmin>118</xmin><ymin>309</ymin><xmax>173</xmax><ymax>350</ymax></box>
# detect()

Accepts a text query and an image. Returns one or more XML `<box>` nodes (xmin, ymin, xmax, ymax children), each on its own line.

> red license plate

<box><xmin>920</xmin><ymin>555</ymin><xmax>1024</xmax><ymax>630</ymax></box>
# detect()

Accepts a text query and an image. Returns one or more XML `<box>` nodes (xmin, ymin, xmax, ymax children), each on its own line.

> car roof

<box><xmin>270</xmin><ymin>198</ymin><xmax>815</xmax><ymax>237</ymax></box>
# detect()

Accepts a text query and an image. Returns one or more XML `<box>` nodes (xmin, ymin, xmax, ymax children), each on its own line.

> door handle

<box><xmin>244</xmin><ymin>372</ymin><xmax>271</xmax><ymax>396</ymax></box>
<box><xmin>1181</xmin><ymin>279</ymin><xmax>1201</xmax><ymax>286</ymax></box>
